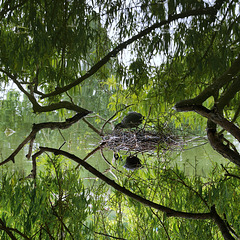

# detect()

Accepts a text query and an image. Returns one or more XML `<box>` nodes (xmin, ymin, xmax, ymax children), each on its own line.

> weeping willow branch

<box><xmin>0</xmin><ymin>217</ymin><xmax>30</xmax><ymax>240</ymax></box>
<box><xmin>174</xmin><ymin>57</ymin><xmax>240</xmax><ymax>167</ymax></box>
<box><xmin>175</xmin><ymin>54</ymin><xmax>240</xmax><ymax>109</ymax></box>
<box><xmin>39</xmin><ymin>5</ymin><xmax>220</xmax><ymax>99</ymax></box>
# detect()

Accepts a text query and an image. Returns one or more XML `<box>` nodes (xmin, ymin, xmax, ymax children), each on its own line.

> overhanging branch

<box><xmin>207</xmin><ymin>120</ymin><xmax>240</xmax><ymax>167</ymax></box>
<box><xmin>36</xmin><ymin>146</ymin><xmax>234</xmax><ymax>240</ymax></box>
<box><xmin>175</xmin><ymin>54</ymin><xmax>240</xmax><ymax>109</ymax></box>
<box><xmin>39</xmin><ymin>6</ymin><xmax>219</xmax><ymax>99</ymax></box>
<box><xmin>38</xmin><ymin>147</ymin><xmax>211</xmax><ymax>219</ymax></box>
<box><xmin>1</xmin><ymin>112</ymin><xmax>90</xmax><ymax>166</ymax></box>
<box><xmin>175</xmin><ymin>104</ymin><xmax>240</xmax><ymax>143</ymax></box>
<box><xmin>216</xmin><ymin>76</ymin><xmax>240</xmax><ymax>111</ymax></box>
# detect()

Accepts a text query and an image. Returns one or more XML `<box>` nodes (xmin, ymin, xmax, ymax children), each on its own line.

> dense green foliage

<box><xmin>1</xmin><ymin>0</ymin><xmax>240</xmax><ymax>239</ymax></box>
<box><xmin>0</xmin><ymin>156</ymin><xmax>240</xmax><ymax>239</ymax></box>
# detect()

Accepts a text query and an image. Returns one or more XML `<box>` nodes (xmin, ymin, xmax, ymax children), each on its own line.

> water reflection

<box><xmin>1</xmin><ymin>114</ymin><xmax>227</xmax><ymax>179</ymax></box>
<box><xmin>0</xmin><ymin>91</ymin><xmax>227</xmax><ymax>179</ymax></box>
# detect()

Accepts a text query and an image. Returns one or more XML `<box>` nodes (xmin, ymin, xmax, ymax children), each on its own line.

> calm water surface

<box><xmin>0</xmin><ymin>89</ymin><xmax>228</xmax><ymax>178</ymax></box>
<box><xmin>0</xmin><ymin>113</ymin><xmax>227</xmax><ymax>178</ymax></box>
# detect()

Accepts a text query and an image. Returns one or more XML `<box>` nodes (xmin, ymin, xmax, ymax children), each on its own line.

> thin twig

<box><xmin>100</xmin><ymin>104</ymin><xmax>133</xmax><ymax>134</ymax></box>
<box><xmin>221</xmin><ymin>164</ymin><xmax>240</xmax><ymax>180</ymax></box>
<box><xmin>75</xmin><ymin>143</ymin><xmax>106</xmax><ymax>169</ymax></box>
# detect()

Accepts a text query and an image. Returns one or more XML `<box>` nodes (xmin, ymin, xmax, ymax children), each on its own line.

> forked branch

<box><xmin>1</xmin><ymin>112</ymin><xmax>90</xmax><ymax>166</ymax></box>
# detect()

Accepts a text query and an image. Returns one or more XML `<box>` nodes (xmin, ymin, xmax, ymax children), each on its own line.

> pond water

<box><xmin>0</xmin><ymin>87</ymin><xmax>230</xmax><ymax>179</ymax></box>
<box><xmin>0</xmin><ymin>106</ymin><xmax>228</xmax><ymax>179</ymax></box>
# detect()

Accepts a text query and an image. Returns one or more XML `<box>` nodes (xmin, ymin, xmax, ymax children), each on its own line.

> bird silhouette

<box><xmin>124</xmin><ymin>156</ymin><xmax>142</xmax><ymax>170</ymax></box>
<box><xmin>115</xmin><ymin>112</ymin><xmax>144</xmax><ymax>129</ymax></box>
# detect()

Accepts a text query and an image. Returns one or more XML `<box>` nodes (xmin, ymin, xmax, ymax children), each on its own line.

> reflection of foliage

<box><xmin>0</xmin><ymin>90</ymin><xmax>61</xmax><ymax>132</ymax></box>
<box><xmin>0</xmin><ymin>90</ymin><xmax>30</xmax><ymax>130</ymax></box>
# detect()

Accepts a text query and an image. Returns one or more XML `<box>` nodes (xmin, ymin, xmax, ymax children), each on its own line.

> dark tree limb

<box><xmin>26</xmin><ymin>135</ymin><xmax>36</xmax><ymax>159</ymax></box>
<box><xmin>39</xmin><ymin>146</ymin><xmax>211</xmax><ymax>218</ymax></box>
<box><xmin>221</xmin><ymin>164</ymin><xmax>240</xmax><ymax>180</ymax></box>
<box><xmin>207</xmin><ymin>120</ymin><xmax>240</xmax><ymax>167</ymax></box>
<box><xmin>174</xmin><ymin>103</ymin><xmax>240</xmax><ymax>166</ymax></box>
<box><xmin>216</xmin><ymin>76</ymin><xmax>240</xmax><ymax>112</ymax></box>
<box><xmin>0</xmin><ymin>218</ymin><xmax>17</xmax><ymax>240</ymax></box>
<box><xmin>31</xmin><ymin>101</ymin><xmax>89</xmax><ymax>114</ymax></box>
<box><xmin>1</xmin><ymin>112</ymin><xmax>90</xmax><ymax>166</ymax></box>
<box><xmin>150</xmin><ymin>209</ymin><xmax>171</xmax><ymax>240</ymax></box>
<box><xmin>175</xmin><ymin>54</ymin><xmax>240</xmax><ymax>109</ymax></box>
<box><xmin>37</xmin><ymin>147</ymin><xmax>234</xmax><ymax>240</ymax></box>
<box><xmin>174</xmin><ymin>56</ymin><xmax>240</xmax><ymax>167</ymax></box>
<box><xmin>39</xmin><ymin>5</ymin><xmax>220</xmax><ymax>99</ymax></box>
<box><xmin>175</xmin><ymin>104</ymin><xmax>240</xmax><ymax>143</ymax></box>
<box><xmin>210</xmin><ymin>205</ymin><xmax>235</xmax><ymax>240</ymax></box>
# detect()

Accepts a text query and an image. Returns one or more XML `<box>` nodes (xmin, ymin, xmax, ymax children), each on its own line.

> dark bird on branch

<box><xmin>115</xmin><ymin>112</ymin><xmax>144</xmax><ymax>129</ymax></box>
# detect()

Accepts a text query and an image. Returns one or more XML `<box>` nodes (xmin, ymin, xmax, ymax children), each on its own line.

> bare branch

<box><xmin>75</xmin><ymin>143</ymin><xmax>106</xmax><ymax>169</ymax></box>
<box><xmin>221</xmin><ymin>164</ymin><xmax>240</xmax><ymax>180</ymax></box>
<box><xmin>1</xmin><ymin>112</ymin><xmax>90</xmax><ymax>166</ymax></box>
<box><xmin>171</xmin><ymin>170</ymin><xmax>210</xmax><ymax>209</ymax></box>
<box><xmin>82</xmin><ymin>118</ymin><xmax>102</xmax><ymax>136</ymax></box>
<box><xmin>100</xmin><ymin>104</ymin><xmax>133</xmax><ymax>134</ymax></box>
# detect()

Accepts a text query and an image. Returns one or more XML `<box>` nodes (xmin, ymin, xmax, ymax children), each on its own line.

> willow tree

<box><xmin>0</xmin><ymin>0</ymin><xmax>240</xmax><ymax>239</ymax></box>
